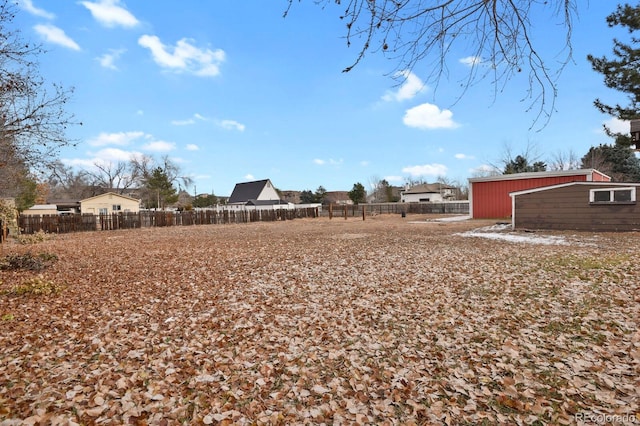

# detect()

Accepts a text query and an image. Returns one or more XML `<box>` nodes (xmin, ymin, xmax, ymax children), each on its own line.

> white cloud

<box><xmin>218</xmin><ymin>119</ymin><xmax>245</xmax><ymax>131</ymax></box>
<box><xmin>402</xmin><ymin>163</ymin><xmax>448</xmax><ymax>177</ymax></box>
<box><xmin>92</xmin><ymin>148</ymin><xmax>141</xmax><ymax>162</ymax></box>
<box><xmin>382</xmin><ymin>70</ymin><xmax>426</xmax><ymax>102</ymax></box>
<box><xmin>455</xmin><ymin>153</ymin><xmax>475</xmax><ymax>160</ymax></box>
<box><xmin>314</xmin><ymin>158</ymin><xmax>343</xmax><ymax>166</ymax></box>
<box><xmin>34</xmin><ymin>24</ymin><xmax>80</xmax><ymax>51</ymax></box>
<box><xmin>142</xmin><ymin>140</ymin><xmax>176</xmax><ymax>152</ymax></box>
<box><xmin>97</xmin><ymin>48</ymin><xmax>125</xmax><ymax>70</ymax></box>
<box><xmin>171</xmin><ymin>118</ymin><xmax>195</xmax><ymax>126</ymax></box>
<box><xmin>403</xmin><ymin>103</ymin><xmax>459</xmax><ymax>130</ymax></box>
<box><xmin>459</xmin><ymin>56</ymin><xmax>482</xmax><ymax>67</ymax></box>
<box><xmin>20</xmin><ymin>0</ymin><xmax>55</xmax><ymax>19</ymax></box>
<box><xmin>82</xmin><ymin>148</ymin><xmax>139</xmax><ymax>164</ymax></box>
<box><xmin>244</xmin><ymin>174</ymin><xmax>255</xmax><ymax>180</ymax></box>
<box><xmin>469</xmin><ymin>164</ymin><xmax>500</xmax><ymax>177</ymax></box>
<box><xmin>88</xmin><ymin>131</ymin><xmax>146</xmax><ymax>147</ymax></box>
<box><xmin>603</xmin><ymin>117</ymin><xmax>629</xmax><ymax>134</ymax></box>
<box><xmin>63</xmin><ymin>148</ymin><xmax>144</xmax><ymax>169</ymax></box>
<box><xmin>80</xmin><ymin>0</ymin><xmax>139</xmax><ymax>28</ymax></box>
<box><xmin>138</xmin><ymin>35</ymin><xmax>225</xmax><ymax>77</ymax></box>
<box><xmin>63</xmin><ymin>158</ymin><xmax>98</xmax><ymax>169</ymax></box>
<box><xmin>360</xmin><ymin>160</ymin><xmax>369</xmax><ymax>166</ymax></box>
<box><xmin>172</xmin><ymin>113</ymin><xmax>209</xmax><ymax>126</ymax></box>
<box><xmin>87</xmin><ymin>131</ymin><xmax>175</xmax><ymax>153</ymax></box>
<box><xmin>186</xmin><ymin>144</ymin><xmax>199</xmax><ymax>151</ymax></box>
<box><xmin>136</xmin><ymin>110</ymin><xmax>144</xmax><ymax>115</ymax></box>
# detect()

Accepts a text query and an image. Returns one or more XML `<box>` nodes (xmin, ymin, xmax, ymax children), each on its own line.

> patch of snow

<box><xmin>408</xmin><ymin>215</ymin><xmax>471</xmax><ymax>224</ymax></box>
<box><xmin>434</xmin><ymin>215</ymin><xmax>471</xmax><ymax>222</ymax></box>
<box><xmin>456</xmin><ymin>225</ymin><xmax>570</xmax><ymax>245</ymax></box>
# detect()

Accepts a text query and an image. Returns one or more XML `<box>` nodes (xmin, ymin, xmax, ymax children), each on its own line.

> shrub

<box><xmin>0</xmin><ymin>252</ymin><xmax>58</xmax><ymax>271</ymax></box>
<box><xmin>14</xmin><ymin>230</ymin><xmax>55</xmax><ymax>244</ymax></box>
<box><xmin>1</xmin><ymin>275</ymin><xmax>64</xmax><ymax>296</ymax></box>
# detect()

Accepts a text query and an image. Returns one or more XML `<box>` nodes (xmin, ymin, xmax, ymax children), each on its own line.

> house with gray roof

<box><xmin>227</xmin><ymin>179</ymin><xmax>287</xmax><ymax>209</ymax></box>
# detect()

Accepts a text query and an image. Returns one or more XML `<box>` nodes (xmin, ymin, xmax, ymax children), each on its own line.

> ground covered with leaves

<box><xmin>0</xmin><ymin>215</ymin><xmax>638</xmax><ymax>425</ymax></box>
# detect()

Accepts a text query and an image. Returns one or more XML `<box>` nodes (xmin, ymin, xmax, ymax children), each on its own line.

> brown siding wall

<box><xmin>514</xmin><ymin>184</ymin><xmax>640</xmax><ymax>231</ymax></box>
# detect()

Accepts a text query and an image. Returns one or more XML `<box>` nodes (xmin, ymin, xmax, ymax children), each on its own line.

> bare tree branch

<box><xmin>0</xmin><ymin>0</ymin><xmax>78</xmax><ymax>174</ymax></box>
<box><xmin>286</xmin><ymin>0</ymin><xmax>576</xmax><ymax>128</ymax></box>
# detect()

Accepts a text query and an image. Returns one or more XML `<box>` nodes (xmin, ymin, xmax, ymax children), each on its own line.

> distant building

<box><xmin>227</xmin><ymin>179</ymin><xmax>287</xmax><ymax>209</ymax></box>
<box><xmin>323</xmin><ymin>191</ymin><xmax>352</xmax><ymax>205</ymax></box>
<box><xmin>80</xmin><ymin>192</ymin><xmax>141</xmax><ymax>215</ymax></box>
<box><xmin>401</xmin><ymin>183</ymin><xmax>458</xmax><ymax>203</ymax></box>
<box><xmin>21</xmin><ymin>204</ymin><xmax>59</xmax><ymax>216</ymax></box>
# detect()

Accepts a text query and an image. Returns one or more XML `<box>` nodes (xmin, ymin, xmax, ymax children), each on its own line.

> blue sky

<box><xmin>15</xmin><ymin>0</ymin><xmax>631</xmax><ymax>196</ymax></box>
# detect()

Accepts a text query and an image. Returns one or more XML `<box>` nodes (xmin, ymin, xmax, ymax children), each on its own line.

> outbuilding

<box><xmin>80</xmin><ymin>192</ymin><xmax>141</xmax><ymax>215</ymax></box>
<box><xmin>510</xmin><ymin>181</ymin><xmax>640</xmax><ymax>232</ymax></box>
<box><xmin>468</xmin><ymin>169</ymin><xmax>611</xmax><ymax>219</ymax></box>
<box><xmin>21</xmin><ymin>204</ymin><xmax>59</xmax><ymax>216</ymax></box>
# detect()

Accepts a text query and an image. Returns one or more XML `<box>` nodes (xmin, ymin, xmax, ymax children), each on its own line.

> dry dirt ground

<box><xmin>0</xmin><ymin>214</ymin><xmax>638</xmax><ymax>425</ymax></box>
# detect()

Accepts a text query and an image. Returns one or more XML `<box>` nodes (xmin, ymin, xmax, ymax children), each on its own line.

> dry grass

<box><xmin>0</xmin><ymin>215</ymin><xmax>638</xmax><ymax>425</ymax></box>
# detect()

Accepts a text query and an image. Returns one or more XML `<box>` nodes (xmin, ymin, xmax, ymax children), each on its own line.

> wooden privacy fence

<box><xmin>18</xmin><ymin>207</ymin><xmax>320</xmax><ymax>235</ymax></box>
<box><xmin>322</xmin><ymin>202</ymin><xmax>470</xmax><ymax>218</ymax></box>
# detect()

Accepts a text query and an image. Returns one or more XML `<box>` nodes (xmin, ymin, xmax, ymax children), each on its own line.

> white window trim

<box><xmin>589</xmin><ymin>187</ymin><xmax>636</xmax><ymax>203</ymax></box>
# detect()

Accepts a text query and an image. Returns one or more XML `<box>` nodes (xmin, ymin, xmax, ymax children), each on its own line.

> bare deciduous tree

<box><xmin>548</xmin><ymin>149</ymin><xmax>580</xmax><ymax>171</ymax></box>
<box><xmin>45</xmin><ymin>160</ymin><xmax>95</xmax><ymax>200</ymax></box>
<box><xmin>89</xmin><ymin>161</ymin><xmax>137</xmax><ymax>194</ymax></box>
<box><xmin>0</xmin><ymin>0</ymin><xmax>78</xmax><ymax>174</ymax></box>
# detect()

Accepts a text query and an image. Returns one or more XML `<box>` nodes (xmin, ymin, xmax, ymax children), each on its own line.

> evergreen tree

<box><xmin>348</xmin><ymin>182</ymin><xmax>366</xmax><ymax>205</ymax></box>
<box><xmin>314</xmin><ymin>186</ymin><xmax>327</xmax><ymax>204</ymax></box>
<box><xmin>14</xmin><ymin>175</ymin><xmax>37</xmax><ymax>212</ymax></box>
<box><xmin>192</xmin><ymin>194</ymin><xmax>218</xmax><ymax>208</ymax></box>
<box><xmin>581</xmin><ymin>142</ymin><xmax>640</xmax><ymax>182</ymax></box>
<box><xmin>503</xmin><ymin>155</ymin><xmax>547</xmax><ymax>174</ymax></box>
<box><xmin>588</xmin><ymin>3</ymin><xmax>640</xmax><ymax>143</ymax></box>
<box><xmin>146</xmin><ymin>167</ymin><xmax>178</xmax><ymax>209</ymax></box>
<box><xmin>299</xmin><ymin>190</ymin><xmax>316</xmax><ymax>204</ymax></box>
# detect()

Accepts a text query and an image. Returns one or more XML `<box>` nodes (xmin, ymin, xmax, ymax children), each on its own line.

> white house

<box><xmin>227</xmin><ymin>179</ymin><xmax>291</xmax><ymax>210</ymax></box>
<box><xmin>400</xmin><ymin>183</ymin><xmax>457</xmax><ymax>203</ymax></box>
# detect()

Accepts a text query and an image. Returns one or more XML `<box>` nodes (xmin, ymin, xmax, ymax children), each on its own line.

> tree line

<box><xmin>43</xmin><ymin>155</ymin><xmax>196</xmax><ymax>210</ymax></box>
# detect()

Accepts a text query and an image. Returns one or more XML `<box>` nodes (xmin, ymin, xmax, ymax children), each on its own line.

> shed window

<box><xmin>589</xmin><ymin>187</ymin><xmax>636</xmax><ymax>204</ymax></box>
<box><xmin>98</xmin><ymin>208</ymin><xmax>108</xmax><ymax>215</ymax></box>
<box><xmin>112</xmin><ymin>204</ymin><xmax>121</xmax><ymax>211</ymax></box>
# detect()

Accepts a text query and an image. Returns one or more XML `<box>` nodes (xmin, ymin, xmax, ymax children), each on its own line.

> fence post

<box><xmin>362</xmin><ymin>204</ymin><xmax>365</xmax><ymax>221</ymax></box>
